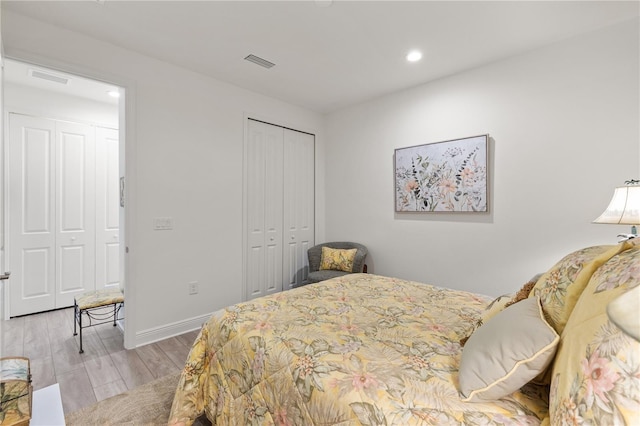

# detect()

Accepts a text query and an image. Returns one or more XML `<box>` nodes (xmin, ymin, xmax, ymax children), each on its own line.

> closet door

<box><xmin>9</xmin><ymin>115</ymin><xmax>57</xmax><ymax>315</ymax></box>
<box><xmin>95</xmin><ymin>127</ymin><xmax>120</xmax><ymax>290</ymax></box>
<box><xmin>55</xmin><ymin>121</ymin><xmax>96</xmax><ymax>308</ymax></box>
<box><xmin>245</xmin><ymin>120</ymin><xmax>315</xmax><ymax>299</ymax></box>
<box><xmin>246</xmin><ymin>120</ymin><xmax>284</xmax><ymax>298</ymax></box>
<box><xmin>9</xmin><ymin>114</ymin><xmax>96</xmax><ymax>315</ymax></box>
<box><xmin>283</xmin><ymin>129</ymin><xmax>315</xmax><ymax>288</ymax></box>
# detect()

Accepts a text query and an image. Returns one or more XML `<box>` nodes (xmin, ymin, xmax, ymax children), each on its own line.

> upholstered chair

<box><xmin>307</xmin><ymin>242</ymin><xmax>368</xmax><ymax>284</ymax></box>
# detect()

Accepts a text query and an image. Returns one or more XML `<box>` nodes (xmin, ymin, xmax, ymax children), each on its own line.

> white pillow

<box><xmin>458</xmin><ymin>296</ymin><xmax>559</xmax><ymax>402</ymax></box>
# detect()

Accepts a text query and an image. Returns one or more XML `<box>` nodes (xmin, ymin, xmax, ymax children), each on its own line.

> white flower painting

<box><xmin>395</xmin><ymin>135</ymin><xmax>488</xmax><ymax>212</ymax></box>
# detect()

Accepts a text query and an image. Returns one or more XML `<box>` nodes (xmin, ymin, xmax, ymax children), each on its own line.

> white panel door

<box><xmin>55</xmin><ymin>121</ymin><xmax>96</xmax><ymax>308</ymax></box>
<box><xmin>95</xmin><ymin>127</ymin><xmax>120</xmax><ymax>290</ymax></box>
<box><xmin>9</xmin><ymin>115</ymin><xmax>57</xmax><ymax>315</ymax></box>
<box><xmin>283</xmin><ymin>129</ymin><xmax>315</xmax><ymax>288</ymax></box>
<box><xmin>245</xmin><ymin>120</ymin><xmax>315</xmax><ymax>299</ymax></box>
<box><xmin>9</xmin><ymin>115</ymin><xmax>98</xmax><ymax>316</ymax></box>
<box><xmin>246</xmin><ymin>120</ymin><xmax>284</xmax><ymax>299</ymax></box>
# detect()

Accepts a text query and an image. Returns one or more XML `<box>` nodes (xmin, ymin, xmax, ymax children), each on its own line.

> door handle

<box><xmin>0</xmin><ymin>272</ymin><xmax>11</xmax><ymax>280</ymax></box>
<box><xmin>120</xmin><ymin>177</ymin><xmax>125</xmax><ymax>207</ymax></box>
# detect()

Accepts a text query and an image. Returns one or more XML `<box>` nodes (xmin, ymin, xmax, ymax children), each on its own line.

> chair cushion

<box><xmin>75</xmin><ymin>289</ymin><xmax>124</xmax><ymax>310</ymax></box>
<box><xmin>319</xmin><ymin>247</ymin><xmax>357</xmax><ymax>272</ymax></box>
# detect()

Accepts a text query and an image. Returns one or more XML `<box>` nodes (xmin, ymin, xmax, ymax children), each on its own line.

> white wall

<box><xmin>1</xmin><ymin>11</ymin><xmax>325</xmax><ymax>346</ymax></box>
<box><xmin>325</xmin><ymin>18</ymin><xmax>640</xmax><ymax>297</ymax></box>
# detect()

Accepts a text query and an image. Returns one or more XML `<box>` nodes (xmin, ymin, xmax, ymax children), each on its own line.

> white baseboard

<box><xmin>134</xmin><ymin>312</ymin><xmax>212</xmax><ymax>347</ymax></box>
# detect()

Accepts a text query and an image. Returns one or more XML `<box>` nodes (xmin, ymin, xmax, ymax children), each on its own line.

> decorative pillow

<box><xmin>458</xmin><ymin>296</ymin><xmax>559</xmax><ymax>402</ymax></box>
<box><xmin>529</xmin><ymin>242</ymin><xmax>631</xmax><ymax>336</ymax></box>
<box><xmin>460</xmin><ymin>275</ymin><xmax>540</xmax><ymax>346</ymax></box>
<box><xmin>549</xmin><ymin>245</ymin><xmax>640</xmax><ymax>425</ymax></box>
<box><xmin>319</xmin><ymin>247</ymin><xmax>357</xmax><ymax>272</ymax></box>
<box><xmin>460</xmin><ymin>293</ymin><xmax>512</xmax><ymax>346</ymax></box>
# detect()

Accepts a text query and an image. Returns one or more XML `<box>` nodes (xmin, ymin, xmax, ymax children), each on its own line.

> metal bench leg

<box><xmin>73</xmin><ymin>301</ymin><xmax>78</xmax><ymax>336</ymax></box>
<box><xmin>79</xmin><ymin>309</ymin><xmax>84</xmax><ymax>354</ymax></box>
<box><xmin>113</xmin><ymin>303</ymin><xmax>117</xmax><ymax>327</ymax></box>
<box><xmin>73</xmin><ymin>301</ymin><xmax>84</xmax><ymax>353</ymax></box>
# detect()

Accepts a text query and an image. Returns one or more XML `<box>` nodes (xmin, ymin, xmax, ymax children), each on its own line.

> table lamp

<box><xmin>593</xmin><ymin>179</ymin><xmax>640</xmax><ymax>241</ymax></box>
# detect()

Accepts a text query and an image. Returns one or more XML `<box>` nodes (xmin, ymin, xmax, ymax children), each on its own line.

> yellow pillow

<box><xmin>319</xmin><ymin>247</ymin><xmax>357</xmax><ymax>272</ymax></box>
<box><xmin>529</xmin><ymin>242</ymin><xmax>631</xmax><ymax>335</ymax></box>
<box><xmin>549</xmin><ymin>245</ymin><xmax>640</xmax><ymax>425</ymax></box>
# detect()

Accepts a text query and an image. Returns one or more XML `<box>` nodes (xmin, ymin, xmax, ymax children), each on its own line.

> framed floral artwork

<box><xmin>394</xmin><ymin>134</ymin><xmax>488</xmax><ymax>212</ymax></box>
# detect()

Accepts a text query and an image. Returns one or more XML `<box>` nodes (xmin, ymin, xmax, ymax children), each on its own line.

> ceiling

<box><xmin>2</xmin><ymin>1</ymin><xmax>638</xmax><ymax>114</ymax></box>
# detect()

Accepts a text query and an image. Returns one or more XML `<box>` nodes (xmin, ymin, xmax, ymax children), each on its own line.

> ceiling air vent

<box><xmin>29</xmin><ymin>69</ymin><xmax>70</xmax><ymax>85</ymax></box>
<box><xmin>244</xmin><ymin>54</ymin><xmax>275</xmax><ymax>69</ymax></box>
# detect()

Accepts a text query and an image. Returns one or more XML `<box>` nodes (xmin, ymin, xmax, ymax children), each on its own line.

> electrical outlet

<box><xmin>153</xmin><ymin>217</ymin><xmax>174</xmax><ymax>230</ymax></box>
<box><xmin>188</xmin><ymin>281</ymin><xmax>198</xmax><ymax>295</ymax></box>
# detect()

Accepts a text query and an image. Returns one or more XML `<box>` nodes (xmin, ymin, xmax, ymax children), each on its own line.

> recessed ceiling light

<box><xmin>107</xmin><ymin>90</ymin><xmax>120</xmax><ymax>98</ymax></box>
<box><xmin>406</xmin><ymin>50</ymin><xmax>423</xmax><ymax>63</ymax></box>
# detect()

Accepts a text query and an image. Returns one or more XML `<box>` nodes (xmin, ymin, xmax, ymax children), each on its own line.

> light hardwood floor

<box><xmin>0</xmin><ymin>307</ymin><xmax>199</xmax><ymax>415</ymax></box>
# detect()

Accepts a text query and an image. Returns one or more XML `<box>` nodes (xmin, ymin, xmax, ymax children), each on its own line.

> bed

<box><xmin>168</xmin><ymin>273</ymin><xmax>549</xmax><ymax>425</ymax></box>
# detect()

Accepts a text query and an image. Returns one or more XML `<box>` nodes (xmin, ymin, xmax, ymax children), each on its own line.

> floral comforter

<box><xmin>169</xmin><ymin>274</ymin><xmax>548</xmax><ymax>425</ymax></box>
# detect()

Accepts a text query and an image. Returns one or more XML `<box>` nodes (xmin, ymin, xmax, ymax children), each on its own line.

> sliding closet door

<box><xmin>245</xmin><ymin>120</ymin><xmax>315</xmax><ymax>299</ymax></box>
<box><xmin>246</xmin><ymin>120</ymin><xmax>284</xmax><ymax>298</ymax></box>
<box><xmin>283</xmin><ymin>129</ymin><xmax>314</xmax><ymax>288</ymax></box>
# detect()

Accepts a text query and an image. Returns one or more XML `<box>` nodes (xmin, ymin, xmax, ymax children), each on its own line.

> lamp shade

<box><xmin>593</xmin><ymin>184</ymin><xmax>640</xmax><ymax>225</ymax></box>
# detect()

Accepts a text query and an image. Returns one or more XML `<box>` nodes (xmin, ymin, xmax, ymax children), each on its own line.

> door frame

<box><xmin>1</xmin><ymin>53</ymin><xmax>138</xmax><ymax>350</ymax></box>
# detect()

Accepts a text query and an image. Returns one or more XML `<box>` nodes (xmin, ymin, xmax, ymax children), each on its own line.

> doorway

<box><xmin>3</xmin><ymin>59</ymin><xmax>122</xmax><ymax>317</ymax></box>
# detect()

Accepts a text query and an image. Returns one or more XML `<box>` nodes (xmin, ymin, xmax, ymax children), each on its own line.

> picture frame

<box><xmin>394</xmin><ymin>134</ymin><xmax>488</xmax><ymax>212</ymax></box>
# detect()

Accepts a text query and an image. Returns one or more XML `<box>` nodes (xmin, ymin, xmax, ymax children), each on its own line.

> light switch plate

<box><xmin>153</xmin><ymin>217</ymin><xmax>173</xmax><ymax>230</ymax></box>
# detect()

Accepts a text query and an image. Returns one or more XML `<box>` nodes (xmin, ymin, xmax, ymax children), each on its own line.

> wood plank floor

<box><xmin>0</xmin><ymin>307</ymin><xmax>199</xmax><ymax>415</ymax></box>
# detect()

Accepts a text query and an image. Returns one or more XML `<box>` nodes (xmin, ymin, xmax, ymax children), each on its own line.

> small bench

<box><xmin>73</xmin><ymin>289</ymin><xmax>124</xmax><ymax>354</ymax></box>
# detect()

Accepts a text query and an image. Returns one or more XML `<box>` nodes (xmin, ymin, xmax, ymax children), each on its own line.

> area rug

<box><xmin>65</xmin><ymin>372</ymin><xmax>211</xmax><ymax>425</ymax></box>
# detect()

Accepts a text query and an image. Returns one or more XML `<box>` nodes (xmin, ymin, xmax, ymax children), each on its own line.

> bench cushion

<box><xmin>75</xmin><ymin>289</ymin><xmax>124</xmax><ymax>310</ymax></box>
